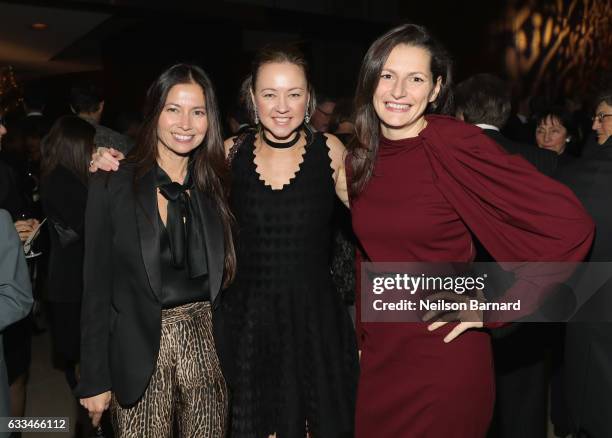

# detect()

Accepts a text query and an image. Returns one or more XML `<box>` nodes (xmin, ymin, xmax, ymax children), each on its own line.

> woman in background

<box><xmin>535</xmin><ymin>106</ymin><xmax>580</xmax><ymax>169</ymax></box>
<box><xmin>41</xmin><ymin>116</ymin><xmax>95</xmax><ymax>391</ymax></box>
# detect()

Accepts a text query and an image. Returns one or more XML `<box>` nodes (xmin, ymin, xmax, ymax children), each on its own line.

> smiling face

<box><xmin>536</xmin><ymin>115</ymin><xmax>569</xmax><ymax>154</ymax></box>
<box><xmin>252</xmin><ymin>62</ymin><xmax>309</xmax><ymax>141</ymax></box>
<box><xmin>157</xmin><ymin>82</ymin><xmax>207</xmax><ymax>156</ymax></box>
<box><xmin>593</xmin><ymin>101</ymin><xmax>612</xmax><ymax>145</ymax></box>
<box><xmin>373</xmin><ymin>44</ymin><xmax>441</xmax><ymax>140</ymax></box>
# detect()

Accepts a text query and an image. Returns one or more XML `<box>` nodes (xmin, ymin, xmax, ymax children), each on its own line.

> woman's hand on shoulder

<box><xmin>80</xmin><ymin>391</ymin><xmax>112</xmax><ymax>426</ymax></box>
<box><xmin>90</xmin><ymin>147</ymin><xmax>124</xmax><ymax>173</ymax></box>
<box><xmin>323</xmin><ymin>133</ymin><xmax>349</xmax><ymax>208</ymax></box>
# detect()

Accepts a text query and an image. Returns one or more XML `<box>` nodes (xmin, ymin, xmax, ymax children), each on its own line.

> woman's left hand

<box><xmin>422</xmin><ymin>291</ymin><xmax>484</xmax><ymax>343</ymax></box>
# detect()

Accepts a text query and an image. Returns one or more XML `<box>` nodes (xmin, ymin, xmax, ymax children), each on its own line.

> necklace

<box><xmin>262</xmin><ymin>130</ymin><xmax>301</xmax><ymax>149</ymax></box>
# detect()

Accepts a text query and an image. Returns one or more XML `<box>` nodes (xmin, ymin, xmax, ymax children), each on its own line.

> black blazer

<box><xmin>40</xmin><ymin>165</ymin><xmax>88</xmax><ymax>303</ymax></box>
<box><xmin>76</xmin><ymin>163</ymin><xmax>225</xmax><ymax>406</ymax></box>
<box><xmin>483</xmin><ymin>129</ymin><xmax>557</xmax><ymax>176</ymax></box>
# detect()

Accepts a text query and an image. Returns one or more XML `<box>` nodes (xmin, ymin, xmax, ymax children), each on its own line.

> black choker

<box><xmin>262</xmin><ymin>130</ymin><xmax>300</xmax><ymax>149</ymax></box>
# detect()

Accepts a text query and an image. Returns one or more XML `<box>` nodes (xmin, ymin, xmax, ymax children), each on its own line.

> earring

<box><xmin>566</xmin><ymin>137</ymin><xmax>571</xmax><ymax>143</ymax></box>
<box><xmin>254</xmin><ymin>109</ymin><xmax>259</xmax><ymax>125</ymax></box>
<box><xmin>304</xmin><ymin>112</ymin><xmax>311</xmax><ymax>124</ymax></box>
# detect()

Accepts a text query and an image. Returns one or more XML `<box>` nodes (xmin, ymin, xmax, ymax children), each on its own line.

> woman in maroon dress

<box><xmin>347</xmin><ymin>24</ymin><xmax>594</xmax><ymax>437</ymax></box>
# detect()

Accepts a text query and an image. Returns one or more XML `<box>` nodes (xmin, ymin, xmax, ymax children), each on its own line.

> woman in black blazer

<box><xmin>77</xmin><ymin>64</ymin><xmax>236</xmax><ymax>438</ymax></box>
<box><xmin>40</xmin><ymin>115</ymin><xmax>95</xmax><ymax>389</ymax></box>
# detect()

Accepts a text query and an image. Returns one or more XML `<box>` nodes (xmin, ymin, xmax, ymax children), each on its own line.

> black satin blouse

<box><xmin>155</xmin><ymin>165</ymin><xmax>210</xmax><ymax>308</ymax></box>
<box><xmin>158</xmin><ymin>212</ymin><xmax>210</xmax><ymax>308</ymax></box>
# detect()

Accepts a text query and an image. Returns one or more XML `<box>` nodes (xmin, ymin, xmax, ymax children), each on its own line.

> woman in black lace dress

<box><xmin>222</xmin><ymin>46</ymin><xmax>358</xmax><ymax>438</ymax></box>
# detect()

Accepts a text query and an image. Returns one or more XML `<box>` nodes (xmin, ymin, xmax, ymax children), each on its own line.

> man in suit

<box><xmin>454</xmin><ymin>74</ymin><xmax>557</xmax><ymax>176</ymax></box>
<box><xmin>454</xmin><ymin>74</ymin><xmax>557</xmax><ymax>438</ymax></box>
<box><xmin>0</xmin><ymin>209</ymin><xmax>33</xmax><ymax>428</ymax></box>
<box><xmin>557</xmin><ymin>86</ymin><xmax>612</xmax><ymax>438</ymax></box>
<box><xmin>70</xmin><ymin>82</ymin><xmax>133</xmax><ymax>155</ymax></box>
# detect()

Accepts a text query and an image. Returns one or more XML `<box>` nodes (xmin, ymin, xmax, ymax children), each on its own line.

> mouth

<box><xmin>273</xmin><ymin>116</ymin><xmax>291</xmax><ymax>125</ymax></box>
<box><xmin>385</xmin><ymin>102</ymin><xmax>412</xmax><ymax>112</ymax></box>
<box><xmin>172</xmin><ymin>133</ymin><xmax>195</xmax><ymax>143</ymax></box>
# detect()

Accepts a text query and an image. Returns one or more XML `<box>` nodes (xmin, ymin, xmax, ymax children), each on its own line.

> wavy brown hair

<box><xmin>128</xmin><ymin>63</ymin><xmax>236</xmax><ymax>286</ymax></box>
<box><xmin>348</xmin><ymin>23</ymin><xmax>453</xmax><ymax>197</ymax></box>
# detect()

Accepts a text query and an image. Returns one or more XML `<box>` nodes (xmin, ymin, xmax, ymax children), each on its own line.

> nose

<box><xmin>276</xmin><ymin>95</ymin><xmax>289</xmax><ymax>113</ymax></box>
<box><xmin>543</xmin><ymin>131</ymin><xmax>551</xmax><ymax>142</ymax></box>
<box><xmin>179</xmin><ymin>111</ymin><xmax>192</xmax><ymax>130</ymax></box>
<box><xmin>391</xmin><ymin>79</ymin><xmax>406</xmax><ymax>100</ymax></box>
<box><xmin>592</xmin><ymin>118</ymin><xmax>600</xmax><ymax>131</ymax></box>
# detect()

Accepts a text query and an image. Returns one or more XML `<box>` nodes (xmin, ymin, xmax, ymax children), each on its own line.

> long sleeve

<box><xmin>0</xmin><ymin>209</ymin><xmax>33</xmax><ymax>331</ymax></box>
<box><xmin>421</xmin><ymin>116</ymin><xmax>595</xmax><ymax>320</ymax></box>
<box><xmin>76</xmin><ymin>173</ymin><xmax>113</xmax><ymax>398</ymax></box>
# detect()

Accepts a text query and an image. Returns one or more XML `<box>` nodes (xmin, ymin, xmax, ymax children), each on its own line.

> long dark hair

<box><xmin>240</xmin><ymin>44</ymin><xmax>317</xmax><ymax>129</ymax></box>
<box><xmin>41</xmin><ymin>115</ymin><xmax>95</xmax><ymax>185</ymax></box>
<box><xmin>348</xmin><ymin>23</ymin><xmax>453</xmax><ymax>196</ymax></box>
<box><xmin>129</xmin><ymin>63</ymin><xmax>236</xmax><ymax>286</ymax></box>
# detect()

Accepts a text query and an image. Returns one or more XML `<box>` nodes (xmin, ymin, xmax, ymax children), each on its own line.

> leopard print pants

<box><xmin>111</xmin><ymin>301</ymin><xmax>228</xmax><ymax>438</ymax></box>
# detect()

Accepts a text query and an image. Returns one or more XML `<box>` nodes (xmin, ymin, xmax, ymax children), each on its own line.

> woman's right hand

<box><xmin>80</xmin><ymin>391</ymin><xmax>112</xmax><ymax>426</ymax></box>
<box><xmin>89</xmin><ymin>147</ymin><xmax>124</xmax><ymax>173</ymax></box>
<box><xmin>14</xmin><ymin>219</ymin><xmax>39</xmax><ymax>241</ymax></box>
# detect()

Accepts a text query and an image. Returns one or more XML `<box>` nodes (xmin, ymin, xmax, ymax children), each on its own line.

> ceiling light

<box><xmin>30</xmin><ymin>23</ymin><xmax>48</xmax><ymax>30</ymax></box>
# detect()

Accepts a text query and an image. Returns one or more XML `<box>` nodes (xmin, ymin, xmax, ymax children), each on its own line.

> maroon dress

<box><xmin>349</xmin><ymin>115</ymin><xmax>594</xmax><ymax>438</ymax></box>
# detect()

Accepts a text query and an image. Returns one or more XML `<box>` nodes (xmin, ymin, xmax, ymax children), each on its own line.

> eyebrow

<box><xmin>382</xmin><ymin>68</ymin><xmax>429</xmax><ymax>76</ymax></box>
<box><xmin>260</xmin><ymin>87</ymin><xmax>306</xmax><ymax>92</ymax></box>
<box><xmin>164</xmin><ymin>102</ymin><xmax>206</xmax><ymax>109</ymax></box>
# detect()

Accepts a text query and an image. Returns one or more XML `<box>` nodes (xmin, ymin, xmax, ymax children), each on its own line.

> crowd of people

<box><xmin>0</xmin><ymin>21</ymin><xmax>611</xmax><ymax>438</ymax></box>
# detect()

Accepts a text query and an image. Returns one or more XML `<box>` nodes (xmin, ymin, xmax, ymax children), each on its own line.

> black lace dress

<box><xmin>222</xmin><ymin>131</ymin><xmax>358</xmax><ymax>438</ymax></box>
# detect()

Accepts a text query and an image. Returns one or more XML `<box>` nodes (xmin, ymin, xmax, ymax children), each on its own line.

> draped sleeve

<box><xmin>420</xmin><ymin>115</ymin><xmax>595</xmax><ymax>320</ymax></box>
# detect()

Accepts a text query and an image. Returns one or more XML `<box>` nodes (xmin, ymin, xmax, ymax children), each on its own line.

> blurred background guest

<box><xmin>70</xmin><ymin>81</ymin><xmax>133</xmax><ymax>154</ymax></box>
<box><xmin>0</xmin><ymin>113</ymin><xmax>38</xmax><ymax>437</ymax></box>
<box><xmin>557</xmin><ymin>83</ymin><xmax>612</xmax><ymax>438</ymax></box>
<box><xmin>1</xmin><ymin>87</ymin><xmax>52</xmax><ymax>342</ymax></box>
<box><xmin>329</xmin><ymin>97</ymin><xmax>354</xmax><ymax>144</ymax></box>
<box><xmin>591</xmin><ymin>90</ymin><xmax>612</xmax><ymax>148</ymax></box>
<box><xmin>226</xmin><ymin>106</ymin><xmax>252</xmax><ymax>136</ymax></box>
<box><xmin>0</xmin><ymin>87</ymin><xmax>51</xmax><ymax>172</ymax></box>
<box><xmin>40</xmin><ymin>116</ymin><xmax>94</xmax><ymax>389</ymax></box>
<box><xmin>310</xmin><ymin>94</ymin><xmax>336</xmax><ymax>132</ymax></box>
<box><xmin>454</xmin><ymin>73</ymin><xmax>557</xmax><ymax>176</ymax></box>
<box><xmin>40</xmin><ymin>115</ymin><xmax>97</xmax><ymax>437</ymax></box>
<box><xmin>0</xmin><ymin>87</ymin><xmax>49</xmax><ymax>223</ymax></box>
<box><xmin>535</xmin><ymin>106</ymin><xmax>580</xmax><ymax>169</ymax></box>
<box><xmin>0</xmin><ymin>209</ymin><xmax>33</xmax><ymax>428</ymax></box>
